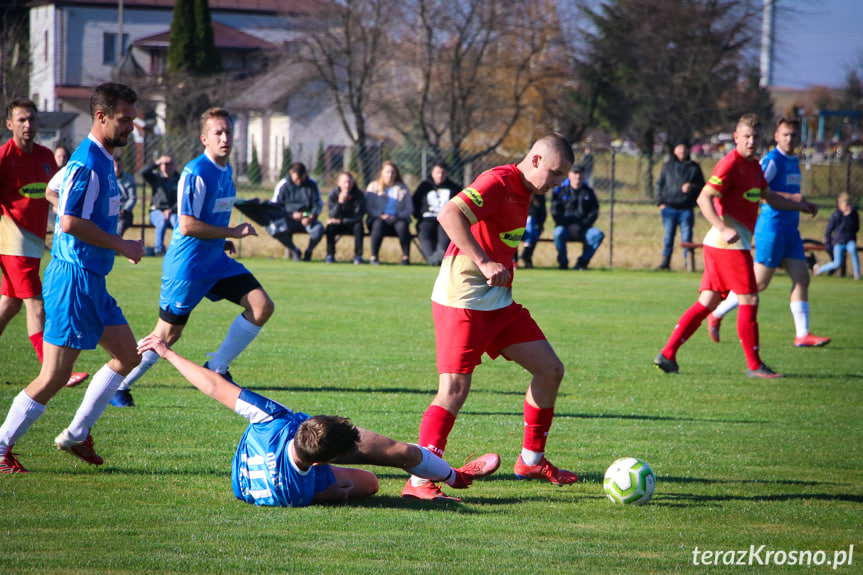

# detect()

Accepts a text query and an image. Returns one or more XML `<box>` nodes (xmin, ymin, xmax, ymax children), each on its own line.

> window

<box><xmin>103</xmin><ymin>32</ymin><xmax>129</xmax><ymax>65</ymax></box>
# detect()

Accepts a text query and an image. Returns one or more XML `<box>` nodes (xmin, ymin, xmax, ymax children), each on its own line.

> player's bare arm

<box><xmin>762</xmin><ymin>190</ymin><xmax>818</xmax><ymax>216</ymax></box>
<box><xmin>46</xmin><ymin>187</ymin><xmax>60</xmax><ymax>209</ymax></box>
<box><xmin>60</xmin><ymin>214</ymin><xmax>143</xmax><ymax>263</ymax></box>
<box><xmin>138</xmin><ymin>334</ymin><xmax>241</xmax><ymax>410</ymax></box>
<box><xmin>437</xmin><ymin>201</ymin><xmax>511</xmax><ymax>286</ymax></box>
<box><xmin>178</xmin><ymin>214</ymin><xmax>257</xmax><ymax>240</ymax></box>
<box><xmin>696</xmin><ymin>186</ymin><xmax>739</xmax><ymax>244</ymax></box>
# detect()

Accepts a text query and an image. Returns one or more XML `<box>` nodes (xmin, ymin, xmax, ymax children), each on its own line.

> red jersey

<box><xmin>0</xmin><ymin>139</ymin><xmax>57</xmax><ymax>257</ymax></box>
<box><xmin>702</xmin><ymin>149</ymin><xmax>767</xmax><ymax>250</ymax></box>
<box><xmin>431</xmin><ymin>164</ymin><xmax>531</xmax><ymax>310</ymax></box>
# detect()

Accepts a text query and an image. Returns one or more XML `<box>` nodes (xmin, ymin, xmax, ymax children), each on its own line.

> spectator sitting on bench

<box><xmin>271</xmin><ymin>162</ymin><xmax>324</xmax><ymax>262</ymax></box>
<box><xmin>325</xmin><ymin>171</ymin><xmax>366</xmax><ymax>265</ymax></box>
<box><xmin>365</xmin><ymin>161</ymin><xmax>412</xmax><ymax>265</ymax></box>
<box><xmin>413</xmin><ymin>160</ymin><xmax>460</xmax><ymax>266</ymax></box>
<box><xmin>551</xmin><ymin>166</ymin><xmax>604</xmax><ymax>270</ymax></box>
<box><xmin>143</xmin><ymin>155</ymin><xmax>180</xmax><ymax>256</ymax></box>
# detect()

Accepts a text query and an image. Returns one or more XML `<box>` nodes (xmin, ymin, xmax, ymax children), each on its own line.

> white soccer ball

<box><xmin>603</xmin><ymin>457</ymin><xmax>656</xmax><ymax>505</ymax></box>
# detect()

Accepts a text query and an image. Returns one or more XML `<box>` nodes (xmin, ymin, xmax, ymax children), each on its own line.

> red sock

<box><xmin>737</xmin><ymin>304</ymin><xmax>762</xmax><ymax>370</ymax></box>
<box><xmin>523</xmin><ymin>400</ymin><xmax>555</xmax><ymax>453</ymax></box>
<box><xmin>29</xmin><ymin>331</ymin><xmax>44</xmax><ymax>363</ymax></box>
<box><xmin>661</xmin><ymin>301</ymin><xmax>711</xmax><ymax>361</ymax></box>
<box><xmin>418</xmin><ymin>405</ymin><xmax>456</xmax><ymax>458</ymax></box>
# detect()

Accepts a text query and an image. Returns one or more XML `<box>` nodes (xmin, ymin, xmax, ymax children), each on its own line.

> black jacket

<box><xmin>327</xmin><ymin>185</ymin><xmax>366</xmax><ymax>226</ymax></box>
<box><xmin>413</xmin><ymin>177</ymin><xmax>461</xmax><ymax>221</ymax></box>
<box><xmin>272</xmin><ymin>176</ymin><xmax>322</xmax><ymax>216</ymax></box>
<box><xmin>142</xmin><ymin>163</ymin><xmax>179</xmax><ymax>211</ymax></box>
<box><xmin>825</xmin><ymin>207</ymin><xmax>859</xmax><ymax>250</ymax></box>
<box><xmin>654</xmin><ymin>157</ymin><xmax>705</xmax><ymax>209</ymax></box>
<box><xmin>551</xmin><ymin>182</ymin><xmax>599</xmax><ymax>229</ymax></box>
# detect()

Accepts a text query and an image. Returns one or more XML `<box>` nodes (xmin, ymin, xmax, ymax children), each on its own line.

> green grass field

<box><xmin>1</xmin><ymin>259</ymin><xmax>861</xmax><ymax>574</ymax></box>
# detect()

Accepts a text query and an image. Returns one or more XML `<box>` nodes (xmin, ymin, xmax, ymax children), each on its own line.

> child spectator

<box><xmin>815</xmin><ymin>193</ymin><xmax>860</xmax><ymax>280</ymax></box>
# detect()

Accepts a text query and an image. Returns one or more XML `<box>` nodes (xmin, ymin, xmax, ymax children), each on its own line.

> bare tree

<box><xmin>385</xmin><ymin>0</ymin><xmax>565</xmax><ymax>178</ymax></box>
<box><xmin>294</xmin><ymin>0</ymin><xmax>405</xmax><ymax>186</ymax></box>
<box><xmin>0</xmin><ymin>1</ymin><xmax>30</xmax><ymax>117</ymax></box>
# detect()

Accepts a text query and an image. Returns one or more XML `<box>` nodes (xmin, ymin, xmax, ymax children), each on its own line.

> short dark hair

<box><xmin>432</xmin><ymin>159</ymin><xmax>448</xmax><ymax>171</ymax></box>
<box><xmin>90</xmin><ymin>82</ymin><xmax>137</xmax><ymax>119</ymax></box>
<box><xmin>6</xmin><ymin>98</ymin><xmax>38</xmax><ymax>121</ymax></box>
<box><xmin>536</xmin><ymin>133</ymin><xmax>575</xmax><ymax>165</ymax></box>
<box><xmin>289</xmin><ymin>162</ymin><xmax>308</xmax><ymax>179</ymax></box>
<box><xmin>776</xmin><ymin>115</ymin><xmax>800</xmax><ymax>130</ymax></box>
<box><xmin>569</xmin><ymin>165</ymin><xmax>585</xmax><ymax>175</ymax></box>
<box><xmin>199</xmin><ymin>107</ymin><xmax>231</xmax><ymax>135</ymax></box>
<box><xmin>294</xmin><ymin>415</ymin><xmax>360</xmax><ymax>464</ymax></box>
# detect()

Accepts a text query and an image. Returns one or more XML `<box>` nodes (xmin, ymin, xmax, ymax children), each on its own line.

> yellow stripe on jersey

<box><xmin>708</xmin><ymin>175</ymin><xmax>723</xmax><ymax>187</ymax></box>
<box><xmin>452</xmin><ymin>196</ymin><xmax>478</xmax><ymax>225</ymax></box>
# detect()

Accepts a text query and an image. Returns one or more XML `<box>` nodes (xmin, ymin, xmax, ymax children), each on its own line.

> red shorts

<box><xmin>0</xmin><ymin>255</ymin><xmax>42</xmax><ymax>299</ymax></box>
<box><xmin>700</xmin><ymin>246</ymin><xmax>757</xmax><ymax>299</ymax></box>
<box><xmin>433</xmin><ymin>301</ymin><xmax>546</xmax><ymax>374</ymax></box>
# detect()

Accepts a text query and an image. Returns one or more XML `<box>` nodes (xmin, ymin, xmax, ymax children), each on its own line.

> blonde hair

<box><xmin>737</xmin><ymin>113</ymin><xmax>761</xmax><ymax>131</ymax></box>
<box><xmin>376</xmin><ymin>161</ymin><xmax>404</xmax><ymax>190</ymax></box>
<box><xmin>837</xmin><ymin>192</ymin><xmax>852</xmax><ymax>209</ymax></box>
<box><xmin>200</xmin><ymin>107</ymin><xmax>231</xmax><ymax>135</ymax></box>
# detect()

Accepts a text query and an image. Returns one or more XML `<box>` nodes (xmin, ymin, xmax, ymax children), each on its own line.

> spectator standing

<box><xmin>365</xmin><ymin>161</ymin><xmax>412</xmax><ymax>265</ymax></box>
<box><xmin>815</xmin><ymin>192</ymin><xmax>859</xmax><ymax>280</ymax></box>
<box><xmin>325</xmin><ymin>171</ymin><xmax>366</xmax><ymax>264</ymax></box>
<box><xmin>143</xmin><ymin>155</ymin><xmax>180</xmax><ymax>255</ymax></box>
<box><xmin>413</xmin><ymin>161</ymin><xmax>460</xmax><ymax>265</ymax></box>
<box><xmin>654</xmin><ymin>138</ymin><xmax>705</xmax><ymax>270</ymax></box>
<box><xmin>271</xmin><ymin>162</ymin><xmax>324</xmax><ymax>262</ymax></box>
<box><xmin>578</xmin><ymin>145</ymin><xmax>594</xmax><ymax>185</ymax></box>
<box><xmin>551</xmin><ymin>166</ymin><xmax>604</xmax><ymax>270</ymax></box>
<box><xmin>114</xmin><ymin>155</ymin><xmax>137</xmax><ymax>237</ymax></box>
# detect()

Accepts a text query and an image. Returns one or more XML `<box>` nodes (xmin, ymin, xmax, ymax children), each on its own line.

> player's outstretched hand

<box><xmin>122</xmin><ymin>239</ymin><xmax>144</xmax><ymax>264</ymax></box>
<box><xmin>803</xmin><ymin>201</ymin><xmax>818</xmax><ymax>217</ymax></box>
<box><xmin>231</xmin><ymin>222</ymin><xmax>257</xmax><ymax>239</ymax></box>
<box><xmin>137</xmin><ymin>334</ymin><xmax>171</xmax><ymax>359</ymax></box>
<box><xmin>478</xmin><ymin>260</ymin><xmax>512</xmax><ymax>287</ymax></box>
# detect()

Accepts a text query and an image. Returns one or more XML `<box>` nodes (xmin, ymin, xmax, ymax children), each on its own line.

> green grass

<box><xmin>1</xmin><ymin>259</ymin><xmax>861</xmax><ymax>574</ymax></box>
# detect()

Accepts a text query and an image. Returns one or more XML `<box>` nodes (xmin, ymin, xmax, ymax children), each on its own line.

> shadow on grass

<box><xmin>460</xmin><ymin>409</ymin><xmax>766</xmax><ymax>425</ymax></box>
<box><xmin>335</xmin><ymin>493</ymin><xmax>527</xmax><ymax>511</ymax></box>
<box><xmin>660</xmin><ymin>492</ymin><xmax>863</xmax><ymax>504</ymax></box>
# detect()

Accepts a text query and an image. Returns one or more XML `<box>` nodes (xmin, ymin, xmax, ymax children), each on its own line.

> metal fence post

<box><xmin>608</xmin><ymin>147</ymin><xmax>615</xmax><ymax>269</ymax></box>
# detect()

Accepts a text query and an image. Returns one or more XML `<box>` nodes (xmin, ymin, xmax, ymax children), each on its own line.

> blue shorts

<box><xmin>42</xmin><ymin>259</ymin><xmax>126</xmax><ymax>350</ymax></box>
<box><xmin>159</xmin><ymin>258</ymin><xmax>252</xmax><ymax>320</ymax></box>
<box><xmin>754</xmin><ymin>229</ymin><xmax>805</xmax><ymax>268</ymax></box>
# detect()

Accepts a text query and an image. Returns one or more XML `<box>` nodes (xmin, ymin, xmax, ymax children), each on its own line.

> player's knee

<box><xmin>536</xmin><ymin>358</ymin><xmax>565</xmax><ymax>385</ymax></box>
<box><xmin>248</xmin><ymin>294</ymin><xmax>274</xmax><ymax>326</ymax></box>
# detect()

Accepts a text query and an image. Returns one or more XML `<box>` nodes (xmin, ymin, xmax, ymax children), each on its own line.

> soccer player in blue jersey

<box><xmin>707</xmin><ymin>116</ymin><xmax>829</xmax><ymax>348</ymax></box>
<box><xmin>0</xmin><ymin>83</ymin><xmax>144</xmax><ymax>473</ymax></box>
<box><xmin>137</xmin><ymin>334</ymin><xmax>499</xmax><ymax>506</ymax></box>
<box><xmin>110</xmin><ymin>108</ymin><xmax>274</xmax><ymax>407</ymax></box>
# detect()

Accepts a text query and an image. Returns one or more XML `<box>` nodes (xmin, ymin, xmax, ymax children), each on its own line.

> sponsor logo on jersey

<box><xmin>19</xmin><ymin>182</ymin><xmax>47</xmax><ymax>199</ymax></box>
<box><xmin>743</xmin><ymin>188</ymin><xmax>761</xmax><ymax>202</ymax></box>
<box><xmin>464</xmin><ymin>188</ymin><xmax>483</xmax><ymax>207</ymax></box>
<box><xmin>500</xmin><ymin>227</ymin><xmax>525</xmax><ymax>247</ymax></box>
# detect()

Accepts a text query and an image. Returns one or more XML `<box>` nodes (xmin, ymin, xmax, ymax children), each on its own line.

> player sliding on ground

<box><xmin>137</xmin><ymin>334</ymin><xmax>500</xmax><ymax>506</ymax></box>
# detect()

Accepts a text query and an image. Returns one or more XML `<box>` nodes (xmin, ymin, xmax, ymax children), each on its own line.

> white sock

<box><xmin>0</xmin><ymin>391</ymin><xmax>46</xmax><ymax>455</ymax></box>
<box><xmin>66</xmin><ymin>365</ymin><xmax>124</xmax><ymax>442</ymax></box>
<box><xmin>521</xmin><ymin>448</ymin><xmax>543</xmax><ymax>466</ymax></box>
<box><xmin>790</xmin><ymin>300</ymin><xmax>809</xmax><ymax>338</ymax></box>
<box><xmin>117</xmin><ymin>349</ymin><xmax>159</xmax><ymax>391</ymax></box>
<box><xmin>405</xmin><ymin>445</ymin><xmax>456</xmax><ymax>486</ymax></box>
<box><xmin>207</xmin><ymin>314</ymin><xmax>262</xmax><ymax>374</ymax></box>
<box><xmin>712</xmin><ymin>291</ymin><xmax>739</xmax><ymax>319</ymax></box>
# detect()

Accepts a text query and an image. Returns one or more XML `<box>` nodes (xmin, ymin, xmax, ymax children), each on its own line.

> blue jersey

<box><xmin>163</xmin><ymin>152</ymin><xmax>236</xmax><ymax>281</ymax></box>
<box><xmin>757</xmin><ymin>148</ymin><xmax>801</xmax><ymax>233</ymax></box>
<box><xmin>231</xmin><ymin>389</ymin><xmax>335</xmax><ymax>507</ymax></box>
<box><xmin>52</xmin><ymin>135</ymin><xmax>121</xmax><ymax>277</ymax></box>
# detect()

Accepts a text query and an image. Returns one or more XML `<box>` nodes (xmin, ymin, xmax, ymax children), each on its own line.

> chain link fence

<box><xmin>109</xmin><ymin>135</ymin><xmax>863</xmax><ymax>268</ymax></box>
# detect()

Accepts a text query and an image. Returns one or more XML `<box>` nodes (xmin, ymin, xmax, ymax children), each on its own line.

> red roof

<box><xmin>31</xmin><ymin>0</ymin><xmax>332</xmax><ymax>16</ymax></box>
<box><xmin>134</xmin><ymin>20</ymin><xmax>276</xmax><ymax>51</ymax></box>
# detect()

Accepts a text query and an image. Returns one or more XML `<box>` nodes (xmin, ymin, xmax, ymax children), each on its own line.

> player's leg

<box><xmin>56</xmin><ymin>322</ymin><xmax>141</xmax><ymax>463</ymax></box>
<box><xmin>0</xmin><ymin>342</ymin><xmax>81</xmax><ymax>472</ymax></box>
<box><xmin>0</xmin><ymin>295</ymin><xmax>23</xmax><ymax>336</ymax></box>
<box><xmin>206</xmin><ymin>271</ymin><xmax>273</xmax><ymax>378</ymax></box>
<box><xmin>656</xmin><ymin>288</ymin><xmax>721</xmax><ymax>373</ymax></box>
<box><xmin>785</xmin><ymin>258</ymin><xmax>830</xmax><ymax>347</ymax></box>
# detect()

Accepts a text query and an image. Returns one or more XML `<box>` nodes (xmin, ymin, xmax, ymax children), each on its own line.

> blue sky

<box><xmin>771</xmin><ymin>0</ymin><xmax>863</xmax><ymax>88</ymax></box>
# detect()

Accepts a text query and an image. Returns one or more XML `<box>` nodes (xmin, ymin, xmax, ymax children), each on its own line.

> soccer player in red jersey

<box><xmin>0</xmin><ymin>99</ymin><xmax>87</xmax><ymax>387</ymax></box>
<box><xmin>402</xmin><ymin>134</ymin><xmax>579</xmax><ymax>502</ymax></box>
<box><xmin>653</xmin><ymin>114</ymin><xmax>817</xmax><ymax>378</ymax></box>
